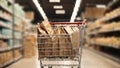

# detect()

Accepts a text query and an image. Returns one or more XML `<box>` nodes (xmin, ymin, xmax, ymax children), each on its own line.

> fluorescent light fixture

<box><xmin>33</xmin><ymin>0</ymin><xmax>48</xmax><ymax>20</ymax></box>
<box><xmin>56</xmin><ymin>10</ymin><xmax>65</xmax><ymax>14</ymax></box>
<box><xmin>53</xmin><ymin>5</ymin><xmax>63</xmax><ymax>9</ymax></box>
<box><xmin>70</xmin><ymin>0</ymin><xmax>82</xmax><ymax>22</ymax></box>
<box><xmin>49</xmin><ymin>0</ymin><xmax>60</xmax><ymax>2</ymax></box>
<box><xmin>96</xmin><ymin>5</ymin><xmax>106</xmax><ymax>8</ymax></box>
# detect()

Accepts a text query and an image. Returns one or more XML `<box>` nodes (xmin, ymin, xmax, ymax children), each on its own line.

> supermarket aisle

<box><xmin>9</xmin><ymin>48</ymin><xmax>120</xmax><ymax>68</ymax></box>
<box><xmin>8</xmin><ymin>57</ymin><xmax>38</xmax><ymax>68</ymax></box>
<box><xmin>81</xmin><ymin>48</ymin><xmax>120</xmax><ymax>68</ymax></box>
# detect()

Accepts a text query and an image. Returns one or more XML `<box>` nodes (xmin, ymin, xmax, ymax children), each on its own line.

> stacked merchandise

<box><xmin>0</xmin><ymin>0</ymin><xmax>30</xmax><ymax>67</ymax></box>
<box><xmin>23</xmin><ymin>33</ymin><xmax>37</xmax><ymax>58</ymax></box>
<box><xmin>22</xmin><ymin>11</ymin><xmax>36</xmax><ymax>58</ymax></box>
<box><xmin>105</xmin><ymin>7</ymin><xmax>120</xmax><ymax>17</ymax></box>
<box><xmin>0</xmin><ymin>40</ymin><xmax>13</xmax><ymax>65</ymax></box>
<box><xmin>89</xmin><ymin>37</ymin><xmax>120</xmax><ymax>46</ymax></box>
<box><xmin>37</xmin><ymin>20</ymin><xmax>79</xmax><ymax>59</ymax></box>
<box><xmin>99</xmin><ymin>22</ymin><xmax>120</xmax><ymax>31</ymax></box>
<box><xmin>86</xmin><ymin>1</ymin><xmax>120</xmax><ymax>49</ymax></box>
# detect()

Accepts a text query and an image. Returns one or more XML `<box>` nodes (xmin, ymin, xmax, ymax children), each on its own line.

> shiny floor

<box><xmin>8</xmin><ymin>48</ymin><xmax>120</xmax><ymax>68</ymax></box>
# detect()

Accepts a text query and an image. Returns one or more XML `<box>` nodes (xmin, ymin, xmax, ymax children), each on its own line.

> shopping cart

<box><xmin>37</xmin><ymin>20</ymin><xmax>86</xmax><ymax>68</ymax></box>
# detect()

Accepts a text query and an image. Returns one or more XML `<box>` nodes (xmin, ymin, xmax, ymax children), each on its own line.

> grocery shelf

<box><xmin>0</xmin><ymin>4</ymin><xmax>13</xmax><ymax>14</ymax></box>
<box><xmin>0</xmin><ymin>55</ymin><xmax>23</xmax><ymax>68</ymax></box>
<box><xmin>107</xmin><ymin>0</ymin><xmax>120</xmax><ymax>11</ymax></box>
<box><xmin>0</xmin><ymin>4</ymin><xmax>27</xmax><ymax>23</ymax></box>
<box><xmin>87</xmin><ymin>41</ymin><xmax>120</xmax><ymax>49</ymax></box>
<box><xmin>0</xmin><ymin>45</ymin><xmax>22</xmax><ymax>53</ymax></box>
<box><xmin>0</xmin><ymin>21</ymin><xmax>12</xmax><ymax>29</ymax></box>
<box><xmin>14</xmin><ymin>37</ymin><xmax>22</xmax><ymax>39</ymax></box>
<box><xmin>0</xmin><ymin>0</ymin><xmax>25</xmax><ymax>67</ymax></box>
<box><xmin>87</xmin><ymin>25</ymin><xmax>102</xmax><ymax>31</ymax></box>
<box><xmin>99</xmin><ymin>27</ymin><xmax>120</xmax><ymax>33</ymax></box>
<box><xmin>100</xmin><ymin>12</ymin><xmax>120</xmax><ymax>22</ymax></box>
<box><xmin>14</xmin><ymin>29</ymin><xmax>22</xmax><ymax>32</ymax></box>
<box><xmin>88</xmin><ymin>27</ymin><xmax>120</xmax><ymax>35</ymax></box>
<box><xmin>0</xmin><ymin>34</ymin><xmax>12</xmax><ymax>39</ymax></box>
<box><xmin>13</xmin><ymin>45</ymin><xmax>23</xmax><ymax>50</ymax></box>
<box><xmin>0</xmin><ymin>59</ymin><xmax>13</xmax><ymax>68</ymax></box>
<box><xmin>0</xmin><ymin>15</ymin><xmax>12</xmax><ymax>22</ymax></box>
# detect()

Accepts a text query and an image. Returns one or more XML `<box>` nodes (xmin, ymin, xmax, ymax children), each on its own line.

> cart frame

<box><xmin>37</xmin><ymin>20</ymin><xmax>86</xmax><ymax>68</ymax></box>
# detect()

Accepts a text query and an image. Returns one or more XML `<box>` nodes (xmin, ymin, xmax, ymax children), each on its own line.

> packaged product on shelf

<box><xmin>8</xmin><ymin>39</ymin><xmax>13</xmax><ymax>47</ymax></box>
<box><xmin>25</xmin><ymin>11</ymin><xmax>34</xmax><ymax>20</ymax></box>
<box><xmin>5</xmin><ymin>51</ymin><xmax>13</xmax><ymax>63</ymax></box>
<box><xmin>23</xmin><ymin>34</ymin><xmax>36</xmax><ymax>58</ymax></box>
<box><xmin>0</xmin><ymin>40</ymin><xmax>13</xmax><ymax>65</ymax></box>
<box><xmin>0</xmin><ymin>51</ymin><xmax>13</xmax><ymax>65</ymax></box>
<box><xmin>14</xmin><ymin>49</ymin><xmax>21</xmax><ymax>58</ymax></box>
<box><xmin>105</xmin><ymin>7</ymin><xmax>120</xmax><ymax>17</ymax></box>
<box><xmin>92</xmin><ymin>37</ymin><xmax>120</xmax><ymax>46</ymax></box>
<box><xmin>14</xmin><ymin>4</ymin><xmax>25</xmax><ymax>16</ymax></box>
<box><xmin>3</xmin><ymin>12</ymin><xmax>11</xmax><ymax>20</ymax></box>
<box><xmin>1</xmin><ymin>28</ymin><xmax>12</xmax><ymax>36</ymax></box>
<box><xmin>14</xmin><ymin>31</ymin><xmax>22</xmax><ymax>39</ymax></box>
<box><xmin>100</xmin><ymin>22</ymin><xmax>120</xmax><ymax>31</ymax></box>
<box><xmin>0</xmin><ymin>40</ymin><xmax>8</xmax><ymax>48</ymax></box>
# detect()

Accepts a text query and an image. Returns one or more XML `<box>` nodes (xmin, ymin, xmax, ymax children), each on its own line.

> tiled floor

<box><xmin>8</xmin><ymin>48</ymin><xmax>120</xmax><ymax>68</ymax></box>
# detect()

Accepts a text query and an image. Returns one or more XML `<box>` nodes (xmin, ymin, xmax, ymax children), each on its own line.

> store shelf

<box><xmin>14</xmin><ymin>37</ymin><xmax>22</xmax><ymax>40</ymax></box>
<box><xmin>0</xmin><ymin>55</ymin><xmax>22</xmax><ymax>68</ymax></box>
<box><xmin>87</xmin><ymin>25</ymin><xmax>102</xmax><ymax>31</ymax></box>
<box><xmin>14</xmin><ymin>29</ymin><xmax>22</xmax><ymax>32</ymax></box>
<box><xmin>0</xmin><ymin>15</ymin><xmax>12</xmax><ymax>22</ymax></box>
<box><xmin>99</xmin><ymin>27</ymin><xmax>120</xmax><ymax>33</ymax></box>
<box><xmin>0</xmin><ymin>21</ymin><xmax>12</xmax><ymax>29</ymax></box>
<box><xmin>87</xmin><ymin>41</ymin><xmax>120</xmax><ymax>49</ymax></box>
<box><xmin>0</xmin><ymin>4</ymin><xmax>13</xmax><ymax>14</ymax></box>
<box><xmin>88</xmin><ymin>27</ymin><xmax>120</xmax><ymax>35</ymax></box>
<box><xmin>0</xmin><ymin>4</ymin><xmax>27</xmax><ymax>23</ymax></box>
<box><xmin>100</xmin><ymin>12</ymin><xmax>120</xmax><ymax>22</ymax></box>
<box><xmin>0</xmin><ymin>0</ymin><xmax>25</xmax><ymax>67</ymax></box>
<box><xmin>0</xmin><ymin>34</ymin><xmax>12</xmax><ymax>39</ymax></box>
<box><xmin>0</xmin><ymin>59</ymin><xmax>13</xmax><ymax>68</ymax></box>
<box><xmin>0</xmin><ymin>45</ymin><xmax>22</xmax><ymax>53</ymax></box>
<box><xmin>107</xmin><ymin>0</ymin><xmax>120</xmax><ymax>10</ymax></box>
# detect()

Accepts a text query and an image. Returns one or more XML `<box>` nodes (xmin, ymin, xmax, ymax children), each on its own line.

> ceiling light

<box><xmin>56</xmin><ymin>10</ymin><xmax>65</xmax><ymax>14</ymax></box>
<box><xmin>70</xmin><ymin>0</ymin><xmax>82</xmax><ymax>22</ymax></box>
<box><xmin>96</xmin><ymin>5</ymin><xmax>106</xmax><ymax>8</ymax></box>
<box><xmin>33</xmin><ymin>0</ymin><xmax>48</xmax><ymax>20</ymax></box>
<box><xmin>53</xmin><ymin>5</ymin><xmax>63</xmax><ymax>9</ymax></box>
<box><xmin>49</xmin><ymin>0</ymin><xmax>60</xmax><ymax>3</ymax></box>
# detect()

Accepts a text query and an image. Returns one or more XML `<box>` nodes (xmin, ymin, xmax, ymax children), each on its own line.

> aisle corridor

<box><xmin>9</xmin><ymin>48</ymin><xmax>120</xmax><ymax>68</ymax></box>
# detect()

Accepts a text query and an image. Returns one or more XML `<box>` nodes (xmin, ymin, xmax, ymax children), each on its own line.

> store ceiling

<box><xmin>15</xmin><ymin>0</ymin><xmax>112</xmax><ymax>24</ymax></box>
